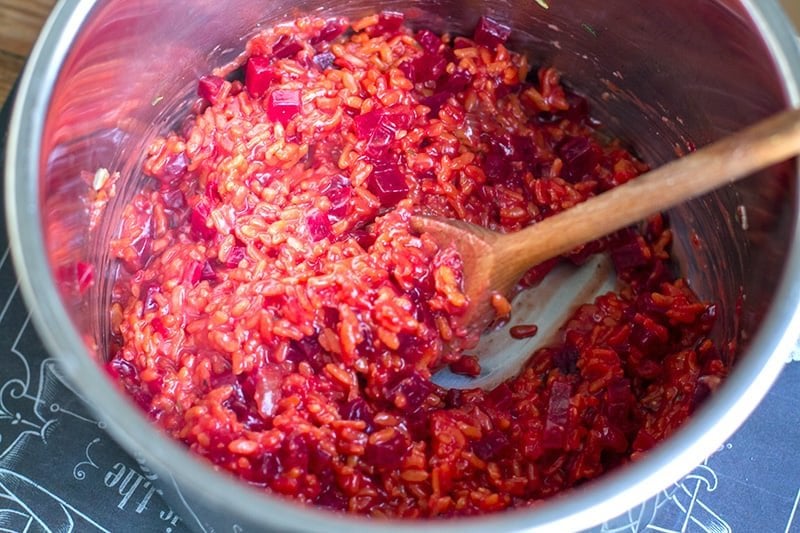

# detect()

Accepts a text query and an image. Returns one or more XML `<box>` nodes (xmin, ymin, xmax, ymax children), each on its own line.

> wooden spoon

<box><xmin>412</xmin><ymin>107</ymin><xmax>800</xmax><ymax>347</ymax></box>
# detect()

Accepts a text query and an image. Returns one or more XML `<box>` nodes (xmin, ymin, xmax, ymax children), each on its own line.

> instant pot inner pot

<box><xmin>29</xmin><ymin>0</ymin><xmax>797</xmax><ymax>530</ymax></box>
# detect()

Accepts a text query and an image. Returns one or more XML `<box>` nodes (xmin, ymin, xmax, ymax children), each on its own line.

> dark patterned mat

<box><xmin>1</xmin><ymin>91</ymin><xmax>799</xmax><ymax>533</ymax></box>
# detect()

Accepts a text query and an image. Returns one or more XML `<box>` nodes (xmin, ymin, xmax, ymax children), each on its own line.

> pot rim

<box><xmin>5</xmin><ymin>1</ymin><xmax>800</xmax><ymax>531</ymax></box>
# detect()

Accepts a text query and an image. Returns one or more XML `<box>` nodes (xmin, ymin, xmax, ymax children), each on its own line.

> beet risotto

<box><xmin>105</xmin><ymin>14</ymin><xmax>727</xmax><ymax>517</ymax></box>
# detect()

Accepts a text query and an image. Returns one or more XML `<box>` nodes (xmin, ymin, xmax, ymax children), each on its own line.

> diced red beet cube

<box><xmin>421</xmin><ymin>71</ymin><xmax>472</xmax><ymax>115</ymax></box>
<box><xmin>219</xmin><ymin>376</ymin><xmax>249</xmax><ymax>417</ymax></box>
<box><xmin>343</xmin><ymin>397</ymin><xmax>375</xmax><ymax>431</ymax></box>
<box><xmin>183</xmin><ymin>260</ymin><xmax>216</xmax><ymax>286</ymax></box>
<box><xmin>316</xmin><ymin>486</ymin><xmax>348</xmax><ymax>511</ymax></box>
<box><xmin>145</xmin><ymin>375</ymin><xmax>163</xmax><ymax>396</ymax></box>
<box><xmin>76</xmin><ymin>262</ymin><xmax>94</xmax><ymax>294</ymax></box>
<box><xmin>160</xmin><ymin>188</ymin><xmax>186</xmax><ymax>210</ymax></box>
<box><xmin>141</xmin><ymin>281</ymin><xmax>160</xmax><ymax>313</ymax></box>
<box><xmin>416</xmin><ymin>29</ymin><xmax>441</xmax><ymax>54</ymax></box>
<box><xmin>161</xmin><ymin>152</ymin><xmax>188</xmax><ymax>182</ymax></box>
<box><xmin>180</xmin><ymin>114</ymin><xmax>197</xmax><ymax>138</ymax></box>
<box><xmin>364</xmin><ymin>429</ymin><xmax>409</xmax><ymax>470</ymax></box>
<box><xmin>307</xmin><ymin>210</ymin><xmax>333</xmax><ymax>241</ymax></box>
<box><xmin>285</xmin><ymin>337</ymin><xmax>329</xmax><ymax>373</ymax></box>
<box><xmin>557</xmin><ymin>136</ymin><xmax>602</xmax><ymax>183</ymax></box>
<box><xmin>351</xmin><ymin>228</ymin><xmax>376</xmax><ymax>250</ymax></box>
<box><xmin>389</xmin><ymin>372</ymin><xmax>435</xmax><ymax>413</ymax></box>
<box><xmin>419</xmin><ymin>53</ymin><xmax>448</xmax><ymax>82</ymax></box>
<box><xmin>552</xmin><ymin>345</ymin><xmax>579</xmax><ymax>374</ymax></box>
<box><xmin>204</xmin><ymin>179</ymin><xmax>222</xmax><ymax>203</ymax></box>
<box><xmin>311</xmin><ymin>18</ymin><xmax>347</xmax><ymax>45</ymax></box>
<box><xmin>605</xmin><ymin>377</ymin><xmax>632</xmax><ymax>424</ymax></box>
<box><xmin>564</xmin><ymin>90</ymin><xmax>593</xmax><ymax>124</ymax></box>
<box><xmin>542</xmin><ymin>380</ymin><xmax>571</xmax><ymax>449</ymax></box>
<box><xmin>310</xmin><ymin>445</ymin><xmax>337</xmax><ymax>485</ymax></box>
<box><xmin>257</xmin><ymin>453</ymin><xmax>282</xmax><ymax>481</ymax></box>
<box><xmin>225</xmin><ymin>245</ymin><xmax>247</xmax><ymax>268</ymax></box>
<box><xmin>312</xmin><ymin>51</ymin><xmax>335</xmax><ymax>71</ymax></box>
<box><xmin>444</xmin><ymin>388</ymin><xmax>463</xmax><ymax>408</ymax></box>
<box><xmin>197</xmin><ymin>75</ymin><xmax>225</xmax><ymax>105</ymax></box>
<box><xmin>381</xmin><ymin>108</ymin><xmax>413</xmax><ymax>133</ymax></box>
<box><xmin>599</xmin><ymin>425</ymin><xmax>629</xmax><ymax>453</ymax></box>
<box><xmin>129</xmin><ymin>233</ymin><xmax>154</xmax><ymax>270</ymax></box>
<box><xmin>473</xmin><ymin>16</ymin><xmax>512</xmax><ymax>49</ymax></box>
<box><xmin>354</xmin><ymin>108</ymin><xmax>410</xmax><ymax>140</ymax></box>
<box><xmin>183</xmin><ymin>261</ymin><xmax>203</xmax><ymax>286</ymax></box>
<box><xmin>472</xmin><ymin>429</ymin><xmax>510</xmax><ymax>461</ymax></box>
<box><xmin>228</xmin><ymin>80</ymin><xmax>244</xmax><ymax>97</ymax></box>
<box><xmin>354</xmin><ymin>107</ymin><xmax>412</xmax><ymax>157</ymax></box>
<box><xmin>487</xmin><ymin>382</ymin><xmax>514</xmax><ymax>410</ymax></box>
<box><xmin>108</xmin><ymin>358</ymin><xmax>138</xmax><ymax>380</ymax></box>
<box><xmin>151</xmin><ymin>317</ymin><xmax>169</xmax><ymax>337</ymax></box>
<box><xmin>272</xmin><ymin>35</ymin><xmax>304</xmax><ymax>59</ymax></box>
<box><xmin>510</xmin><ymin>134</ymin><xmax>535</xmax><ymax>163</ymax></box>
<box><xmin>267</xmin><ymin>89</ymin><xmax>302</xmax><ymax>125</ymax></box>
<box><xmin>453</xmin><ymin>36</ymin><xmax>473</xmax><ymax>49</ymax></box>
<box><xmin>367</xmin><ymin>160</ymin><xmax>409</xmax><ymax>207</ymax></box>
<box><xmin>321</xmin><ymin>307</ymin><xmax>340</xmax><ymax>329</ymax></box>
<box><xmin>482</xmin><ymin>134</ymin><xmax>514</xmax><ymax>185</ymax></box>
<box><xmin>200</xmin><ymin>261</ymin><xmax>217</xmax><ymax>281</ymax></box>
<box><xmin>320</xmin><ymin>176</ymin><xmax>352</xmax><ymax>220</ymax></box>
<box><xmin>406</xmin><ymin>279</ymin><xmax>436</xmax><ymax>313</ymax></box>
<box><xmin>398</xmin><ymin>61</ymin><xmax>415</xmax><ymax>83</ymax></box>
<box><xmin>368</xmin><ymin>11</ymin><xmax>405</xmax><ymax>37</ymax></box>
<box><xmin>633</xmin><ymin>432</ymin><xmax>657</xmax><ymax>455</ymax></box>
<box><xmin>190</xmin><ymin>201</ymin><xmax>217</xmax><ymax>240</ymax></box>
<box><xmin>400</xmin><ymin>52</ymin><xmax>447</xmax><ymax>84</ymax></box>
<box><xmin>353</xmin><ymin>109</ymin><xmax>381</xmax><ymax>140</ymax></box>
<box><xmin>690</xmin><ymin>380</ymin><xmax>713</xmax><ymax>413</ymax></box>
<box><xmin>439</xmin><ymin>69</ymin><xmax>473</xmax><ymax>94</ymax></box>
<box><xmin>421</xmin><ymin>92</ymin><xmax>449</xmax><ymax>117</ymax></box>
<box><xmin>280</xmin><ymin>433</ymin><xmax>310</xmax><ymax>471</ymax></box>
<box><xmin>611</xmin><ymin>234</ymin><xmax>651</xmax><ymax>272</ymax></box>
<box><xmin>245</xmin><ymin>56</ymin><xmax>279</xmax><ymax>96</ymax></box>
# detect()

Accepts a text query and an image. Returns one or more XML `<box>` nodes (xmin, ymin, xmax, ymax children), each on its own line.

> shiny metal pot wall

<box><xmin>5</xmin><ymin>0</ymin><xmax>800</xmax><ymax>531</ymax></box>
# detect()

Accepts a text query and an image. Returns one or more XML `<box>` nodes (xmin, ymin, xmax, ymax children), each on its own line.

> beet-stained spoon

<box><xmin>413</xmin><ymin>108</ymin><xmax>800</xmax><ymax>355</ymax></box>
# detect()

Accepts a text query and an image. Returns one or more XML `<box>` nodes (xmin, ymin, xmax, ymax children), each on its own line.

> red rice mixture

<box><xmin>106</xmin><ymin>14</ymin><xmax>727</xmax><ymax>517</ymax></box>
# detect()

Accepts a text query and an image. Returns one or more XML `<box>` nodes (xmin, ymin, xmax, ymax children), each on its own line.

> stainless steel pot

<box><xmin>5</xmin><ymin>0</ymin><xmax>800</xmax><ymax>531</ymax></box>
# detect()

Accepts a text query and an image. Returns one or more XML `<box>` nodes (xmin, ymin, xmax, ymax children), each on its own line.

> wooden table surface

<box><xmin>0</xmin><ymin>1</ymin><xmax>799</xmax><ymax>105</ymax></box>
<box><xmin>0</xmin><ymin>0</ymin><xmax>56</xmax><ymax>104</ymax></box>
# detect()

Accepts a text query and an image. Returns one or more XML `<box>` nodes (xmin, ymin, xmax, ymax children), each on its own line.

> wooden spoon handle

<box><xmin>498</xmin><ymin>107</ymin><xmax>800</xmax><ymax>273</ymax></box>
